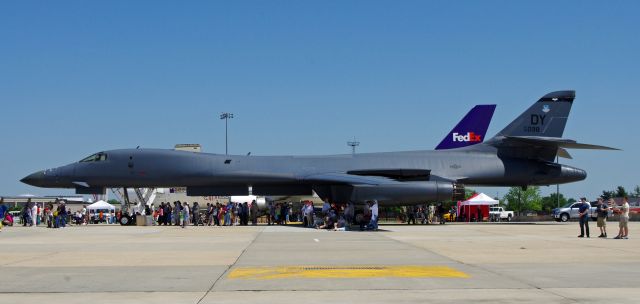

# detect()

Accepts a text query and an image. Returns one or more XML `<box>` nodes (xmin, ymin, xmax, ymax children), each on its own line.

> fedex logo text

<box><xmin>452</xmin><ymin>132</ymin><xmax>482</xmax><ymax>143</ymax></box>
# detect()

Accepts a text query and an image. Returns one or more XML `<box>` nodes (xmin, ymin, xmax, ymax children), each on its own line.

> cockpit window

<box><xmin>80</xmin><ymin>152</ymin><xmax>108</xmax><ymax>162</ymax></box>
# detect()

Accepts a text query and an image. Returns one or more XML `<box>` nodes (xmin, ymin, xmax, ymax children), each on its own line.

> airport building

<box><xmin>0</xmin><ymin>195</ymin><xmax>94</xmax><ymax>212</ymax></box>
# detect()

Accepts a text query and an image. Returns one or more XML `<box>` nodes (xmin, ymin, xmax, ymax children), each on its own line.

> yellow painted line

<box><xmin>228</xmin><ymin>265</ymin><xmax>469</xmax><ymax>279</ymax></box>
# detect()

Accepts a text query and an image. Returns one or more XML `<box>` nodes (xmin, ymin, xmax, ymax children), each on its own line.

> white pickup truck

<box><xmin>489</xmin><ymin>206</ymin><xmax>514</xmax><ymax>222</ymax></box>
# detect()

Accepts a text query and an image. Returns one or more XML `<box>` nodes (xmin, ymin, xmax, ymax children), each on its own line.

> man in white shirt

<box><xmin>81</xmin><ymin>206</ymin><xmax>88</xmax><ymax>225</ymax></box>
<box><xmin>367</xmin><ymin>200</ymin><xmax>379</xmax><ymax>230</ymax></box>
<box><xmin>614</xmin><ymin>197</ymin><xmax>630</xmax><ymax>239</ymax></box>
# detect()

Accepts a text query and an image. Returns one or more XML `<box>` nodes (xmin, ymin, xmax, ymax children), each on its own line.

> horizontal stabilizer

<box><xmin>557</xmin><ymin>148</ymin><xmax>573</xmax><ymax>159</ymax></box>
<box><xmin>504</xmin><ymin>136</ymin><xmax>620</xmax><ymax>150</ymax></box>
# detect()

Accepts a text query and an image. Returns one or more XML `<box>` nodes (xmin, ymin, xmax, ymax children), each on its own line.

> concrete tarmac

<box><xmin>1</xmin><ymin>222</ymin><xmax>638</xmax><ymax>303</ymax></box>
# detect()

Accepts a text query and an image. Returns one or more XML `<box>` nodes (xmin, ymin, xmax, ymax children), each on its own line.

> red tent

<box><xmin>457</xmin><ymin>193</ymin><xmax>499</xmax><ymax>222</ymax></box>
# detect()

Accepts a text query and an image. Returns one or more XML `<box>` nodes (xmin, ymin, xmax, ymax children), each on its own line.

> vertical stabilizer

<box><xmin>435</xmin><ymin>105</ymin><xmax>496</xmax><ymax>150</ymax></box>
<box><xmin>496</xmin><ymin>90</ymin><xmax>575</xmax><ymax>138</ymax></box>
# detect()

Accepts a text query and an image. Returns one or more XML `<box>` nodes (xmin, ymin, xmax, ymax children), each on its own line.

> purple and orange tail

<box><xmin>435</xmin><ymin>104</ymin><xmax>496</xmax><ymax>150</ymax></box>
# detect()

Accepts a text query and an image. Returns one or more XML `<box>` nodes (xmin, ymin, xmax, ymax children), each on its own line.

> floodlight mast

<box><xmin>220</xmin><ymin>112</ymin><xmax>234</xmax><ymax>155</ymax></box>
<box><xmin>347</xmin><ymin>138</ymin><xmax>360</xmax><ymax>155</ymax></box>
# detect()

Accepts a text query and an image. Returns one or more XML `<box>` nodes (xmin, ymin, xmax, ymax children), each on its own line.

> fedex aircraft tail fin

<box><xmin>435</xmin><ymin>104</ymin><xmax>496</xmax><ymax>150</ymax></box>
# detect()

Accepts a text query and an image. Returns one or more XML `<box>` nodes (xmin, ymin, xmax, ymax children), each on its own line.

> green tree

<box><xmin>107</xmin><ymin>199</ymin><xmax>120</xmax><ymax>205</ymax></box>
<box><xmin>541</xmin><ymin>192</ymin><xmax>567</xmax><ymax>213</ymax></box>
<box><xmin>601</xmin><ymin>190</ymin><xmax>615</xmax><ymax>200</ymax></box>
<box><xmin>633</xmin><ymin>185</ymin><xmax>640</xmax><ymax>198</ymax></box>
<box><xmin>567</xmin><ymin>198</ymin><xmax>576</xmax><ymax>204</ymax></box>
<box><xmin>504</xmin><ymin>186</ymin><xmax>542</xmax><ymax>215</ymax></box>
<box><xmin>615</xmin><ymin>186</ymin><xmax>628</xmax><ymax>198</ymax></box>
<box><xmin>464</xmin><ymin>188</ymin><xmax>477</xmax><ymax>200</ymax></box>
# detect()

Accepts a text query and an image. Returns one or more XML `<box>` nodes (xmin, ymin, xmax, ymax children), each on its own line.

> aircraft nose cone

<box><xmin>21</xmin><ymin>170</ymin><xmax>45</xmax><ymax>186</ymax></box>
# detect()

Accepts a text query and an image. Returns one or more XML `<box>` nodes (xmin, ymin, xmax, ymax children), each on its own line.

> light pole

<box><xmin>556</xmin><ymin>155</ymin><xmax>560</xmax><ymax>208</ymax></box>
<box><xmin>220</xmin><ymin>112</ymin><xmax>234</xmax><ymax>155</ymax></box>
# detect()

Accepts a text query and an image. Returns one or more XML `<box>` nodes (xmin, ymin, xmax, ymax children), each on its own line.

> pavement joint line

<box><xmin>196</xmin><ymin>226</ymin><xmax>265</xmax><ymax>304</ymax></box>
<box><xmin>0</xmin><ymin>287</ymin><xmax>634</xmax><ymax>294</ymax></box>
<box><xmin>376</xmin><ymin>230</ymin><xmax>548</xmax><ymax>289</ymax></box>
<box><xmin>379</xmin><ymin>229</ymin><xmax>590</xmax><ymax>303</ymax></box>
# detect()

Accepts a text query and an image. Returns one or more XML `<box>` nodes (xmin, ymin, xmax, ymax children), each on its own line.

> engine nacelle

<box><xmin>348</xmin><ymin>181</ymin><xmax>463</xmax><ymax>205</ymax></box>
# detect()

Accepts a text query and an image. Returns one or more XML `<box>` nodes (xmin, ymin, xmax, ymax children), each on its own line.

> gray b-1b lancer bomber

<box><xmin>22</xmin><ymin>91</ymin><xmax>616</xmax><ymax>210</ymax></box>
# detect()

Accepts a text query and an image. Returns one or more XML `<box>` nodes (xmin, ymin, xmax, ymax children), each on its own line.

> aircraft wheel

<box><xmin>560</xmin><ymin>213</ymin><xmax>569</xmax><ymax>222</ymax></box>
<box><xmin>120</xmin><ymin>215</ymin><xmax>132</xmax><ymax>226</ymax></box>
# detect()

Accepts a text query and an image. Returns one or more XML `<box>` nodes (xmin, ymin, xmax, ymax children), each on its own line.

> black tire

<box><xmin>119</xmin><ymin>215</ymin><xmax>132</xmax><ymax>226</ymax></box>
<box><xmin>560</xmin><ymin>213</ymin><xmax>569</xmax><ymax>222</ymax></box>
<box><xmin>507</xmin><ymin>215</ymin><xmax>512</xmax><ymax>222</ymax></box>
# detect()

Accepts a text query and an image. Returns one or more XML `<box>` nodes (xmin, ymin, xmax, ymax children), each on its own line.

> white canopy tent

<box><xmin>86</xmin><ymin>200</ymin><xmax>115</xmax><ymax>211</ymax></box>
<box><xmin>460</xmin><ymin>193</ymin><xmax>499</xmax><ymax>206</ymax></box>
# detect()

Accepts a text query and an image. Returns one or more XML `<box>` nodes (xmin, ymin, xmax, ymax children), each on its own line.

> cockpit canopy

<box><xmin>79</xmin><ymin>152</ymin><xmax>108</xmax><ymax>162</ymax></box>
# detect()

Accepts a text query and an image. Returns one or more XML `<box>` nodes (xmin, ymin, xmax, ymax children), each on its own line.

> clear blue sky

<box><xmin>1</xmin><ymin>1</ymin><xmax>638</xmax><ymax>200</ymax></box>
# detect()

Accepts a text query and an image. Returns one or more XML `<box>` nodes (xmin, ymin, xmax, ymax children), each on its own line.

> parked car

<box><xmin>552</xmin><ymin>202</ymin><xmax>597</xmax><ymax>222</ymax></box>
<box><xmin>489</xmin><ymin>206</ymin><xmax>514</xmax><ymax>222</ymax></box>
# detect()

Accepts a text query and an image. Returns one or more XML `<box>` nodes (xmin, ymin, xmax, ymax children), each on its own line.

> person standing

<box><xmin>224</xmin><ymin>202</ymin><xmax>231</xmax><ymax>226</ymax></box>
<box><xmin>268</xmin><ymin>202</ymin><xmax>275</xmax><ymax>226</ymax></box>
<box><xmin>23</xmin><ymin>199</ymin><xmax>33</xmax><ymax>226</ymax></box>
<box><xmin>45</xmin><ymin>203</ymin><xmax>53</xmax><ymax>228</ymax></box>
<box><xmin>614</xmin><ymin>197</ymin><xmax>630</xmax><ymax>239</ymax></box>
<box><xmin>437</xmin><ymin>203</ymin><xmax>445</xmax><ymax>225</ymax></box>
<box><xmin>428</xmin><ymin>204</ymin><xmax>435</xmax><ymax>224</ymax></box>
<box><xmin>406</xmin><ymin>206</ymin><xmax>416</xmax><ymax>225</ymax></box>
<box><xmin>59</xmin><ymin>201</ymin><xmax>67</xmax><ymax>228</ymax></box>
<box><xmin>250</xmin><ymin>200</ymin><xmax>258</xmax><ymax>226</ymax></box>
<box><xmin>238</xmin><ymin>202</ymin><xmax>246</xmax><ymax>225</ymax></box>
<box><xmin>206</xmin><ymin>203</ymin><xmax>213</xmax><ymax>226</ymax></box>
<box><xmin>81</xmin><ymin>205</ymin><xmax>88</xmax><ymax>225</ymax></box>
<box><xmin>281</xmin><ymin>203</ymin><xmax>288</xmax><ymax>225</ymax></box>
<box><xmin>158</xmin><ymin>203</ymin><xmax>165</xmax><ymax>225</ymax></box>
<box><xmin>275</xmin><ymin>203</ymin><xmax>281</xmax><ymax>225</ymax></box>
<box><xmin>213</xmin><ymin>203</ymin><xmax>220</xmax><ymax>226</ymax></box>
<box><xmin>345</xmin><ymin>202</ymin><xmax>354</xmax><ymax>225</ymax></box>
<box><xmin>367</xmin><ymin>200</ymin><xmax>379</xmax><ymax>230</ymax></box>
<box><xmin>596</xmin><ymin>197</ymin><xmax>609</xmax><ymax>238</ymax></box>
<box><xmin>182</xmin><ymin>202</ymin><xmax>190</xmax><ymax>228</ymax></box>
<box><xmin>192</xmin><ymin>202</ymin><xmax>200</xmax><ymax>226</ymax></box>
<box><xmin>173</xmin><ymin>202</ymin><xmax>180</xmax><ymax>226</ymax></box>
<box><xmin>322</xmin><ymin>198</ymin><xmax>331</xmax><ymax>216</ymax></box>
<box><xmin>577</xmin><ymin>197</ymin><xmax>590</xmax><ymax>238</ymax></box>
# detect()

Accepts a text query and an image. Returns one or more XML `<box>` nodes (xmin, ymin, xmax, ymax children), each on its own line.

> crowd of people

<box><xmin>0</xmin><ymin>196</ymin><xmax>633</xmax><ymax>238</ymax></box>
<box><xmin>405</xmin><ymin>203</ymin><xmax>452</xmax><ymax>225</ymax></box>
<box><xmin>0</xmin><ymin>198</ymin><xmax>118</xmax><ymax>230</ymax></box>
<box><xmin>12</xmin><ymin>199</ymin><xmax>73</xmax><ymax>228</ymax></box>
<box><xmin>147</xmin><ymin>198</ymin><xmax>381</xmax><ymax>231</ymax></box>
<box><xmin>305</xmin><ymin>199</ymin><xmax>379</xmax><ymax>231</ymax></box>
<box><xmin>151</xmin><ymin>200</ymin><xmax>266</xmax><ymax>228</ymax></box>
